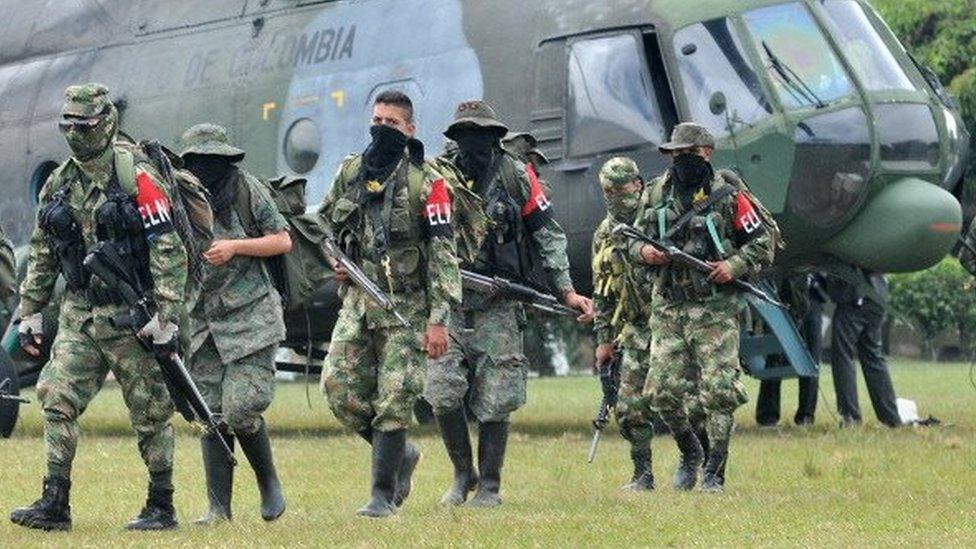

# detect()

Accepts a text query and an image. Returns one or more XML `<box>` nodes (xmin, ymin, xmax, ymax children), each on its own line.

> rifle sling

<box><xmin>662</xmin><ymin>184</ymin><xmax>736</xmax><ymax>241</ymax></box>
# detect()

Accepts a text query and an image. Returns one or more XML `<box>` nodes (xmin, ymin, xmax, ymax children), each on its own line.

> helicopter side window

<box><xmin>817</xmin><ymin>0</ymin><xmax>914</xmax><ymax>92</ymax></box>
<box><xmin>566</xmin><ymin>33</ymin><xmax>667</xmax><ymax>157</ymax></box>
<box><xmin>673</xmin><ymin>19</ymin><xmax>772</xmax><ymax>137</ymax></box>
<box><xmin>743</xmin><ymin>2</ymin><xmax>853</xmax><ymax>110</ymax></box>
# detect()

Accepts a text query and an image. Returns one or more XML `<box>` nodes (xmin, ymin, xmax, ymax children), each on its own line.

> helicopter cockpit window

<box><xmin>743</xmin><ymin>2</ymin><xmax>853</xmax><ymax>110</ymax></box>
<box><xmin>818</xmin><ymin>0</ymin><xmax>914</xmax><ymax>92</ymax></box>
<box><xmin>566</xmin><ymin>33</ymin><xmax>667</xmax><ymax>157</ymax></box>
<box><xmin>673</xmin><ymin>19</ymin><xmax>772</xmax><ymax>137</ymax></box>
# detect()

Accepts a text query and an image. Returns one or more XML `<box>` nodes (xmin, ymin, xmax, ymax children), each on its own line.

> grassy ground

<box><xmin>0</xmin><ymin>358</ymin><xmax>974</xmax><ymax>547</ymax></box>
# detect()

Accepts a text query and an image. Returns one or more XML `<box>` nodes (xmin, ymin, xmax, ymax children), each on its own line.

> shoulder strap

<box><xmin>233</xmin><ymin>172</ymin><xmax>259</xmax><ymax>237</ymax></box>
<box><xmin>662</xmin><ymin>183</ymin><xmax>736</xmax><ymax>240</ymax></box>
<box><xmin>114</xmin><ymin>147</ymin><xmax>137</xmax><ymax>195</ymax></box>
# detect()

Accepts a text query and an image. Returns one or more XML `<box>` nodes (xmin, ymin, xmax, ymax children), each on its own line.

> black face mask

<box><xmin>453</xmin><ymin>128</ymin><xmax>499</xmax><ymax>183</ymax></box>
<box><xmin>363</xmin><ymin>124</ymin><xmax>407</xmax><ymax>182</ymax></box>
<box><xmin>185</xmin><ymin>155</ymin><xmax>236</xmax><ymax>221</ymax></box>
<box><xmin>670</xmin><ymin>153</ymin><xmax>714</xmax><ymax>208</ymax></box>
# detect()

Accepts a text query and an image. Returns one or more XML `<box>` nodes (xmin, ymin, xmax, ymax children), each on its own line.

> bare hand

<box><xmin>332</xmin><ymin>265</ymin><xmax>350</xmax><ymax>284</ymax></box>
<box><xmin>640</xmin><ymin>245</ymin><xmax>670</xmax><ymax>266</ymax></box>
<box><xmin>423</xmin><ymin>324</ymin><xmax>449</xmax><ymax>359</ymax></box>
<box><xmin>595</xmin><ymin>343</ymin><xmax>614</xmax><ymax>368</ymax></box>
<box><xmin>707</xmin><ymin>261</ymin><xmax>734</xmax><ymax>284</ymax></box>
<box><xmin>203</xmin><ymin>240</ymin><xmax>238</xmax><ymax>266</ymax></box>
<box><xmin>564</xmin><ymin>291</ymin><xmax>594</xmax><ymax>323</ymax></box>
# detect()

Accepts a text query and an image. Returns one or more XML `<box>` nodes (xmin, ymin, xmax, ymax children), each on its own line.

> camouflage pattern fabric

<box><xmin>318</xmin><ymin>152</ymin><xmax>461</xmax><ymax>433</ymax></box>
<box><xmin>0</xmin><ymin>223</ymin><xmax>15</xmax><ymax>301</ymax></box>
<box><xmin>187</xmin><ymin>168</ymin><xmax>287</xmax><ymax>434</ymax></box>
<box><xmin>424</xmin><ymin>299</ymin><xmax>528</xmax><ymax>422</ymax></box>
<box><xmin>321</xmin><ymin>292</ymin><xmax>428</xmax><ymax>432</ymax></box>
<box><xmin>189</xmin><ymin>169</ymin><xmax>288</xmax><ymax>363</ymax></box>
<box><xmin>960</xmin><ymin>218</ymin><xmax>976</xmax><ymax>277</ymax></box>
<box><xmin>37</xmin><ymin>317</ymin><xmax>175</xmax><ymax>477</ymax></box>
<box><xmin>20</xmin><ymin>83</ymin><xmax>187</xmax><ymax>479</ymax></box>
<box><xmin>190</xmin><ymin>337</ymin><xmax>276</xmax><ymax>434</ymax></box>
<box><xmin>644</xmin><ymin>297</ymin><xmax>748</xmax><ymax>443</ymax></box>
<box><xmin>615</xmin><ymin>344</ymin><xmax>655</xmax><ymax>443</ymax></box>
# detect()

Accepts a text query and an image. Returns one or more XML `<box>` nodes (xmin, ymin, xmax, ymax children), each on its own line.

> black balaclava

<box><xmin>670</xmin><ymin>153</ymin><xmax>714</xmax><ymax>209</ymax></box>
<box><xmin>184</xmin><ymin>155</ymin><xmax>236</xmax><ymax>224</ymax></box>
<box><xmin>362</xmin><ymin>124</ymin><xmax>408</xmax><ymax>183</ymax></box>
<box><xmin>453</xmin><ymin>127</ymin><xmax>499</xmax><ymax>186</ymax></box>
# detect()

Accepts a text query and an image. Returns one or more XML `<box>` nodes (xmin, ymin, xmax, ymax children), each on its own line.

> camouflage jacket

<box><xmin>20</xmin><ymin>142</ymin><xmax>188</xmax><ymax>324</ymax></box>
<box><xmin>591</xmin><ymin>215</ymin><xmax>653</xmax><ymax>351</ymax></box>
<box><xmin>961</xmin><ymin>218</ymin><xmax>976</xmax><ymax>277</ymax></box>
<box><xmin>626</xmin><ymin>169</ymin><xmax>773</xmax><ymax>305</ymax></box>
<box><xmin>318</xmin><ymin>151</ymin><xmax>461</xmax><ymax>329</ymax></box>
<box><xmin>189</xmin><ymin>169</ymin><xmax>288</xmax><ymax>363</ymax></box>
<box><xmin>440</xmin><ymin>149</ymin><xmax>573</xmax><ymax>292</ymax></box>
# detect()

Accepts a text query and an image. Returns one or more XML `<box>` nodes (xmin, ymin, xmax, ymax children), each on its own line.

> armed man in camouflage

<box><xmin>591</xmin><ymin>157</ymin><xmax>658</xmax><ymax>491</ymax></box>
<box><xmin>11</xmin><ymin>84</ymin><xmax>187</xmax><ymax>531</ymax></box>
<box><xmin>624</xmin><ymin>123</ymin><xmax>774</xmax><ymax>492</ymax></box>
<box><xmin>426</xmin><ymin>101</ymin><xmax>593</xmax><ymax>507</ymax></box>
<box><xmin>318</xmin><ymin>90</ymin><xmax>461</xmax><ymax>518</ymax></box>
<box><xmin>180</xmin><ymin>123</ymin><xmax>292</xmax><ymax>524</ymax></box>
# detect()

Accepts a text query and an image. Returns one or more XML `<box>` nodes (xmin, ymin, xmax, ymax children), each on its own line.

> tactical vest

<box><xmin>331</xmin><ymin>155</ymin><xmax>429</xmax><ymax>294</ymax></box>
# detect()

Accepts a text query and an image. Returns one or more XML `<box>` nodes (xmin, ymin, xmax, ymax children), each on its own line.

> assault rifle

<box><xmin>322</xmin><ymin>236</ymin><xmax>411</xmax><ymax>328</ymax></box>
<box><xmin>83</xmin><ymin>242</ymin><xmax>236</xmax><ymax>466</ymax></box>
<box><xmin>587</xmin><ymin>349</ymin><xmax>621</xmax><ymax>463</ymax></box>
<box><xmin>460</xmin><ymin>270</ymin><xmax>578</xmax><ymax>317</ymax></box>
<box><xmin>0</xmin><ymin>377</ymin><xmax>29</xmax><ymax>404</ymax></box>
<box><xmin>612</xmin><ymin>224</ymin><xmax>784</xmax><ymax>308</ymax></box>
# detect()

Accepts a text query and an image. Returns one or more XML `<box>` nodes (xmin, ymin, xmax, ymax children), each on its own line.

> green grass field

<box><xmin>1</xmin><ymin>359</ymin><xmax>974</xmax><ymax>547</ymax></box>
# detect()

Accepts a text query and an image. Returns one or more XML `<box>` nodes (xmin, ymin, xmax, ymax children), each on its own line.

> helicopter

<box><xmin>0</xmin><ymin>0</ymin><xmax>969</xmax><ymax>436</ymax></box>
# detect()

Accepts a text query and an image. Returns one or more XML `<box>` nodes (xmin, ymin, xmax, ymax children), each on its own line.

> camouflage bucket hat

<box><xmin>658</xmin><ymin>122</ymin><xmax>715</xmax><ymax>153</ymax></box>
<box><xmin>61</xmin><ymin>83</ymin><xmax>114</xmax><ymax>118</ymax></box>
<box><xmin>599</xmin><ymin>157</ymin><xmax>640</xmax><ymax>190</ymax></box>
<box><xmin>179</xmin><ymin>123</ymin><xmax>246</xmax><ymax>161</ymax></box>
<box><xmin>502</xmin><ymin>131</ymin><xmax>550</xmax><ymax>165</ymax></box>
<box><xmin>444</xmin><ymin>100</ymin><xmax>509</xmax><ymax>139</ymax></box>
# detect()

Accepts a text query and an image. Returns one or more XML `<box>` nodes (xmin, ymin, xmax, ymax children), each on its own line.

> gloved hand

<box><xmin>138</xmin><ymin>314</ymin><xmax>179</xmax><ymax>349</ymax></box>
<box><xmin>18</xmin><ymin>313</ymin><xmax>43</xmax><ymax>357</ymax></box>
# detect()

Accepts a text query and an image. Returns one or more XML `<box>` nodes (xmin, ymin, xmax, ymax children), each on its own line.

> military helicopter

<box><xmin>0</xmin><ymin>0</ymin><xmax>969</xmax><ymax>435</ymax></box>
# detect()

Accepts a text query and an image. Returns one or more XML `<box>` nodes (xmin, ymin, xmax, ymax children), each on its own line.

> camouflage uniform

<box><xmin>960</xmin><ymin>218</ymin><xmax>976</xmax><ymax>277</ymax></box>
<box><xmin>425</xmin><ymin>101</ymin><xmax>577</xmax><ymax>507</ymax></box>
<box><xmin>625</xmin><ymin>123</ymin><xmax>774</xmax><ymax>491</ymax></box>
<box><xmin>0</xmin><ymin>223</ymin><xmax>15</xmax><ymax>301</ymax></box>
<box><xmin>180</xmin><ymin>123</ymin><xmax>289</xmax><ymax>523</ymax></box>
<box><xmin>13</xmin><ymin>84</ymin><xmax>187</xmax><ymax>530</ymax></box>
<box><xmin>591</xmin><ymin>159</ymin><xmax>656</xmax><ymax>442</ymax></box>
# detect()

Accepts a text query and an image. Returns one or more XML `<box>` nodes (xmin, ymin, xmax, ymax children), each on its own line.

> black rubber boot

<box><xmin>436</xmin><ymin>408</ymin><xmax>478</xmax><ymax>505</ymax></box>
<box><xmin>696</xmin><ymin>426</ymin><xmax>726</xmax><ymax>484</ymax></box>
<box><xmin>357</xmin><ymin>429</ymin><xmax>405</xmax><ymax>518</ymax></box>
<box><xmin>622</xmin><ymin>443</ymin><xmax>655</xmax><ymax>491</ymax></box>
<box><xmin>238</xmin><ymin>422</ymin><xmax>286</xmax><ymax>521</ymax></box>
<box><xmin>194</xmin><ymin>431</ymin><xmax>234</xmax><ymax>525</ymax></box>
<box><xmin>700</xmin><ymin>438</ymin><xmax>729</xmax><ymax>493</ymax></box>
<box><xmin>10</xmin><ymin>476</ymin><xmax>72</xmax><ymax>531</ymax></box>
<box><xmin>467</xmin><ymin>421</ymin><xmax>508</xmax><ymax>508</ymax></box>
<box><xmin>394</xmin><ymin>438</ymin><xmax>421</xmax><ymax>508</ymax></box>
<box><xmin>671</xmin><ymin>425</ymin><xmax>703</xmax><ymax>491</ymax></box>
<box><xmin>125</xmin><ymin>484</ymin><xmax>178</xmax><ymax>531</ymax></box>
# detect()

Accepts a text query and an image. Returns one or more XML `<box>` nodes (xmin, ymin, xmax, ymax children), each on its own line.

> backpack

<box><xmin>234</xmin><ymin>174</ymin><xmax>333</xmax><ymax>312</ymax></box>
<box><xmin>114</xmin><ymin>140</ymin><xmax>214</xmax><ymax>284</ymax></box>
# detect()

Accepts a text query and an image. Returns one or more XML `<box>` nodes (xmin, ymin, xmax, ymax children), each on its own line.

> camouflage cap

<box><xmin>61</xmin><ymin>83</ymin><xmax>114</xmax><ymax>118</ymax></box>
<box><xmin>179</xmin><ymin>123</ymin><xmax>246</xmax><ymax>161</ymax></box>
<box><xmin>598</xmin><ymin>157</ymin><xmax>641</xmax><ymax>190</ymax></box>
<box><xmin>502</xmin><ymin>131</ymin><xmax>549</xmax><ymax>165</ymax></box>
<box><xmin>658</xmin><ymin>122</ymin><xmax>715</xmax><ymax>153</ymax></box>
<box><xmin>444</xmin><ymin>100</ymin><xmax>509</xmax><ymax>139</ymax></box>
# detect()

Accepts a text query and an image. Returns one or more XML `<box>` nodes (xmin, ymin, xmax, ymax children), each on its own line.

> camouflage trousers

<box><xmin>644</xmin><ymin>297</ymin><xmax>748</xmax><ymax>444</ymax></box>
<box><xmin>36</xmin><ymin>317</ymin><xmax>175</xmax><ymax>478</ymax></box>
<box><xmin>321</xmin><ymin>304</ymin><xmax>426</xmax><ymax>433</ymax></box>
<box><xmin>424</xmin><ymin>300</ymin><xmax>527</xmax><ymax>423</ymax></box>
<box><xmin>614</xmin><ymin>344</ymin><xmax>656</xmax><ymax>445</ymax></box>
<box><xmin>189</xmin><ymin>335</ymin><xmax>276</xmax><ymax>435</ymax></box>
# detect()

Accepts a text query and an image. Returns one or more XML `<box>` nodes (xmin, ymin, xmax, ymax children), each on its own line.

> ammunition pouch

<box><xmin>39</xmin><ymin>187</ymin><xmax>89</xmax><ymax>292</ymax></box>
